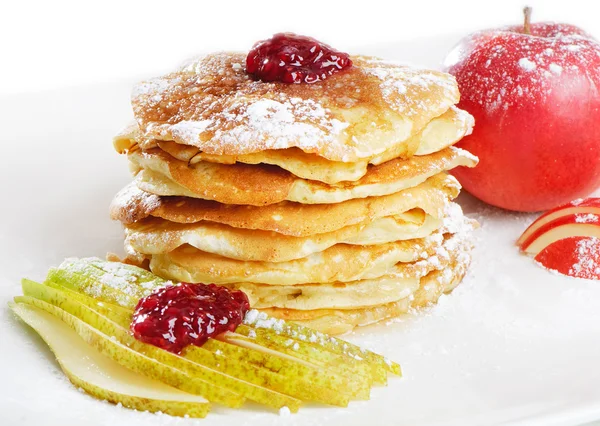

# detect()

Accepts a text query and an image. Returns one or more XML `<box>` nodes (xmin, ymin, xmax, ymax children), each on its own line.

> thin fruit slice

<box><xmin>517</xmin><ymin>198</ymin><xmax>600</xmax><ymax>248</ymax></box>
<box><xmin>15</xmin><ymin>293</ymin><xmax>246</xmax><ymax>409</ymax></box>
<box><xmin>9</xmin><ymin>302</ymin><xmax>210</xmax><ymax>418</ymax></box>
<box><xmin>535</xmin><ymin>236</ymin><xmax>600</xmax><ymax>280</ymax></box>
<box><xmin>47</xmin><ymin>257</ymin><xmax>166</xmax><ymax>307</ymax></box>
<box><xmin>244</xmin><ymin>309</ymin><xmax>401</xmax><ymax>378</ymax></box>
<box><xmin>21</xmin><ymin>280</ymin><xmax>302</xmax><ymax>412</ymax></box>
<box><xmin>225</xmin><ymin>326</ymin><xmax>372</xmax><ymax>398</ymax></box>
<box><xmin>520</xmin><ymin>213</ymin><xmax>600</xmax><ymax>255</ymax></box>
<box><xmin>201</xmin><ymin>338</ymin><xmax>356</xmax><ymax>401</ymax></box>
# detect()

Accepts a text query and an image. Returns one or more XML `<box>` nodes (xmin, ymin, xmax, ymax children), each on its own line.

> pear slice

<box><xmin>9</xmin><ymin>302</ymin><xmax>210</xmax><ymax>418</ymax></box>
<box><xmin>46</xmin><ymin>266</ymin><xmax>139</xmax><ymax>308</ymax></box>
<box><xmin>244</xmin><ymin>310</ymin><xmax>401</xmax><ymax>378</ymax></box>
<box><xmin>201</xmin><ymin>338</ymin><xmax>358</xmax><ymax>400</ymax></box>
<box><xmin>227</xmin><ymin>326</ymin><xmax>372</xmax><ymax>398</ymax></box>
<box><xmin>20</xmin><ymin>280</ymin><xmax>302</xmax><ymax>412</ymax></box>
<box><xmin>15</xmin><ymin>293</ymin><xmax>246</xmax><ymax>409</ymax></box>
<box><xmin>45</xmin><ymin>279</ymin><xmax>134</xmax><ymax>319</ymax></box>
<box><xmin>235</xmin><ymin>325</ymin><xmax>371</xmax><ymax>378</ymax></box>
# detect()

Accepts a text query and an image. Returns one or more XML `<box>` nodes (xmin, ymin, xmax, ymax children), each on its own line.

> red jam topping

<box><xmin>246</xmin><ymin>33</ymin><xmax>352</xmax><ymax>84</ymax></box>
<box><xmin>131</xmin><ymin>283</ymin><xmax>250</xmax><ymax>353</ymax></box>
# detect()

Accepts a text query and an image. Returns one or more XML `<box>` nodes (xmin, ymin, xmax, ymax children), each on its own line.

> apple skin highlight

<box><xmin>444</xmin><ymin>22</ymin><xmax>600</xmax><ymax>212</ymax></box>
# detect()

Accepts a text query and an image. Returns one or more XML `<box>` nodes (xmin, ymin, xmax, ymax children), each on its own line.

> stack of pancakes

<box><xmin>110</xmin><ymin>53</ymin><xmax>478</xmax><ymax>334</ymax></box>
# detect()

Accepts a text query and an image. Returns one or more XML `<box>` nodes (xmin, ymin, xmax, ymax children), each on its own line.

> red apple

<box><xmin>520</xmin><ymin>212</ymin><xmax>600</xmax><ymax>254</ymax></box>
<box><xmin>517</xmin><ymin>197</ymin><xmax>600</xmax><ymax>246</ymax></box>
<box><xmin>443</xmin><ymin>9</ymin><xmax>600</xmax><ymax>212</ymax></box>
<box><xmin>535</xmin><ymin>236</ymin><xmax>600</xmax><ymax>280</ymax></box>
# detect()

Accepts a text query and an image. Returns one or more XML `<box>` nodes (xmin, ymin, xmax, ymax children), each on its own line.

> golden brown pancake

<box><xmin>128</xmin><ymin>146</ymin><xmax>477</xmax><ymax>206</ymax></box>
<box><xmin>116</xmin><ymin>106</ymin><xmax>473</xmax><ymax>185</ymax></box>
<box><xmin>117</xmin><ymin>53</ymin><xmax>460</xmax><ymax>163</ymax></box>
<box><xmin>145</xmin><ymin>213</ymin><xmax>473</xmax><ymax>286</ymax></box>
<box><xmin>124</xmin><ymin>210</ymin><xmax>442</xmax><ymax>262</ymax></box>
<box><xmin>110</xmin><ymin>173</ymin><xmax>459</xmax><ymax>237</ymax></box>
<box><xmin>224</xmin><ymin>228</ymin><xmax>470</xmax><ymax>311</ymax></box>
<box><xmin>261</xmin><ymin>255</ymin><xmax>470</xmax><ymax>335</ymax></box>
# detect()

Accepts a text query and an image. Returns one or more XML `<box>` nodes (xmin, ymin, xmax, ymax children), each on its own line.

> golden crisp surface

<box><xmin>110</xmin><ymin>173</ymin><xmax>459</xmax><ymax>237</ymax></box>
<box><xmin>130</xmin><ymin>53</ymin><xmax>460</xmax><ymax>162</ymax></box>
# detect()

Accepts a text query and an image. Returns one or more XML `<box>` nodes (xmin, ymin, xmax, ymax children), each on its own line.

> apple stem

<box><xmin>523</xmin><ymin>6</ymin><xmax>532</xmax><ymax>35</ymax></box>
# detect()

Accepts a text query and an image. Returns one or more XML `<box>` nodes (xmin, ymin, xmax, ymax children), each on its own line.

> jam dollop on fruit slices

<box><xmin>131</xmin><ymin>283</ymin><xmax>250</xmax><ymax>354</ymax></box>
<box><xmin>246</xmin><ymin>33</ymin><xmax>353</xmax><ymax>84</ymax></box>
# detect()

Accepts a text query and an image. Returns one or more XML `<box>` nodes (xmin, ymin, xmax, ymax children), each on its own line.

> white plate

<box><xmin>2</xmin><ymin>36</ymin><xmax>600</xmax><ymax>426</ymax></box>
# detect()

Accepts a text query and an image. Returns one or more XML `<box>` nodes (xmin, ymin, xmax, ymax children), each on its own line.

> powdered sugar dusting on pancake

<box><xmin>130</xmin><ymin>53</ymin><xmax>459</xmax><ymax>162</ymax></box>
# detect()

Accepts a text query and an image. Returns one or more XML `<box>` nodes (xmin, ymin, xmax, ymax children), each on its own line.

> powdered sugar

<box><xmin>569</xmin><ymin>237</ymin><xmax>600</xmax><ymax>279</ymax></box>
<box><xmin>215</xmin><ymin>97</ymin><xmax>349</xmax><ymax>152</ymax></box>
<box><xmin>575</xmin><ymin>213</ymin><xmax>598</xmax><ymax>223</ymax></box>
<box><xmin>548</xmin><ymin>63</ymin><xmax>563</xmax><ymax>75</ymax></box>
<box><xmin>518</xmin><ymin>58</ymin><xmax>537</xmax><ymax>71</ymax></box>
<box><xmin>364</xmin><ymin>59</ymin><xmax>458</xmax><ymax>117</ymax></box>
<box><xmin>110</xmin><ymin>182</ymin><xmax>161</xmax><ymax>224</ymax></box>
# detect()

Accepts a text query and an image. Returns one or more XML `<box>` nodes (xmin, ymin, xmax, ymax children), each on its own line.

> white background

<box><xmin>3</xmin><ymin>1</ymin><xmax>600</xmax><ymax>425</ymax></box>
<box><xmin>2</xmin><ymin>0</ymin><xmax>600</xmax><ymax>94</ymax></box>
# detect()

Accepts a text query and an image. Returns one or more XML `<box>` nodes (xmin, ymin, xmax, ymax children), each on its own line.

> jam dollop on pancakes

<box><xmin>246</xmin><ymin>33</ymin><xmax>352</xmax><ymax>84</ymax></box>
<box><xmin>131</xmin><ymin>282</ymin><xmax>249</xmax><ymax>353</ymax></box>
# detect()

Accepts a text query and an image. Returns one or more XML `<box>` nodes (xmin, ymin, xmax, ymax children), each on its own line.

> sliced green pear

<box><xmin>43</xmin><ymin>277</ymin><xmax>355</xmax><ymax>404</ymax></box>
<box><xmin>44</xmin><ymin>284</ymin><xmax>350</xmax><ymax>406</ymax></box>
<box><xmin>46</xmin><ymin>267</ymin><xmax>139</xmax><ymax>308</ymax></box>
<box><xmin>48</xmin><ymin>259</ymin><xmax>398</xmax><ymax>379</ymax></box>
<box><xmin>47</xmin><ymin>257</ymin><xmax>164</xmax><ymax>307</ymax></box>
<box><xmin>44</xmin><ymin>258</ymin><xmax>400</xmax><ymax>391</ymax></box>
<box><xmin>45</xmin><ymin>279</ymin><xmax>134</xmax><ymax>319</ymax></box>
<box><xmin>9</xmin><ymin>302</ymin><xmax>210</xmax><ymax>418</ymax></box>
<box><xmin>20</xmin><ymin>281</ymin><xmax>302</xmax><ymax>412</ymax></box>
<box><xmin>228</xmin><ymin>326</ymin><xmax>372</xmax><ymax>398</ymax></box>
<box><xmin>15</xmin><ymin>294</ymin><xmax>246</xmax><ymax>409</ymax></box>
<box><xmin>244</xmin><ymin>311</ymin><xmax>401</xmax><ymax>379</ymax></box>
<box><xmin>236</xmin><ymin>325</ymin><xmax>371</xmax><ymax>377</ymax></box>
<box><xmin>201</xmin><ymin>338</ymin><xmax>357</xmax><ymax>399</ymax></box>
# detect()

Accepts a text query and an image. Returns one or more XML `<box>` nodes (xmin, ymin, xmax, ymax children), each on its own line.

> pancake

<box><xmin>146</xmin><ymin>210</ymin><xmax>473</xmax><ymax>286</ymax></box>
<box><xmin>119</xmin><ymin>106</ymin><xmax>473</xmax><ymax>185</ymax></box>
<box><xmin>111</xmin><ymin>173</ymin><xmax>459</xmax><ymax>237</ymax></box>
<box><xmin>117</xmin><ymin>53</ymin><xmax>460</xmax><ymax>163</ymax></box>
<box><xmin>129</xmin><ymin>146</ymin><xmax>477</xmax><ymax>206</ymax></box>
<box><xmin>233</xmin><ymin>274</ymin><xmax>419</xmax><ymax>311</ymax></box>
<box><xmin>146</xmin><ymin>232</ymin><xmax>445</xmax><ymax>286</ymax></box>
<box><xmin>124</xmin><ymin>209</ymin><xmax>442</xmax><ymax>262</ymax></box>
<box><xmin>261</xmin><ymin>255</ymin><xmax>470</xmax><ymax>335</ymax></box>
<box><xmin>224</xmin><ymin>229</ymin><xmax>469</xmax><ymax>310</ymax></box>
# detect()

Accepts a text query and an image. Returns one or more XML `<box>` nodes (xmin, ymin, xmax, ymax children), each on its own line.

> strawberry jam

<box><xmin>246</xmin><ymin>33</ymin><xmax>352</xmax><ymax>84</ymax></box>
<box><xmin>131</xmin><ymin>283</ymin><xmax>250</xmax><ymax>354</ymax></box>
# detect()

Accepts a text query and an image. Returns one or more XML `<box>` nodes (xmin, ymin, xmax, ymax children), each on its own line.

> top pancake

<box><xmin>115</xmin><ymin>105</ymin><xmax>474</xmax><ymax>184</ymax></box>
<box><xmin>123</xmin><ymin>53</ymin><xmax>460</xmax><ymax>162</ymax></box>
